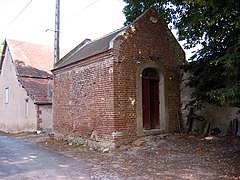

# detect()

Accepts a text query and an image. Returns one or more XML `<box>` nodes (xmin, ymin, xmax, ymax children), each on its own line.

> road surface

<box><xmin>0</xmin><ymin>134</ymin><xmax>90</xmax><ymax>179</ymax></box>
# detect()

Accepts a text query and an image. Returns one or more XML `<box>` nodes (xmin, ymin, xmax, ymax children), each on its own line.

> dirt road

<box><xmin>3</xmin><ymin>132</ymin><xmax>240</xmax><ymax>179</ymax></box>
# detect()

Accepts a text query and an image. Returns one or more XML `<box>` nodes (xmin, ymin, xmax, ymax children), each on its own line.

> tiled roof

<box><xmin>55</xmin><ymin>27</ymin><xmax>126</xmax><ymax>69</ymax></box>
<box><xmin>18</xmin><ymin>77</ymin><xmax>52</xmax><ymax>104</ymax></box>
<box><xmin>5</xmin><ymin>39</ymin><xmax>68</xmax><ymax>104</ymax></box>
<box><xmin>15</xmin><ymin>60</ymin><xmax>51</xmax><ymax>78</ymax></box>
<box><xmin>7</xmin><ymin>39</ymin><xmax>54</xmax><ymax>74</ymax></box>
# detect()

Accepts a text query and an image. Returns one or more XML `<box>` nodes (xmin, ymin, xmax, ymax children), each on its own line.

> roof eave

<box><xmin>52</xmin><ymin>49</ymin><xmax>113</xmax><ymax>72</ymax></box>
<box><xmin>109</xmin><ymin>28</ymin><xmax>126</xmax><ymax>49</ymax></box>
<box><xmin>0</xmin><ymin>39</ymin><xmax>7</xmax><ymax>73</ymax></box>
<box><xmin>34</xmin><ymin>102</ymin><xmax>52</xmax><ymax>105</ymax></box>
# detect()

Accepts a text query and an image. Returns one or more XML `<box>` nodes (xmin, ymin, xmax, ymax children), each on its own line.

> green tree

<box><xmin>123</xmin><ymin>0</ymin><xmax>173</xmax><ymax>25</ymax></box>
<box><xmin>123</xmin><ymin>0</ymin><xmax>240</xmax><ymax>110</ymax></box>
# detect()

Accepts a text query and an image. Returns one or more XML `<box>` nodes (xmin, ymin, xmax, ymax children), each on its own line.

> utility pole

<box><xmin>54</xmin><ymin>0</ymin><xmax>60</xmax><ymax>66</ymax></box>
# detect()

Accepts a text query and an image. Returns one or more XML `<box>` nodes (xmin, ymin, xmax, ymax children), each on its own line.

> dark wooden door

<box><xmin>142</xmin><ymin>68</ymin><xmax>160</xmax><ymax>130</ymax></box>
<box><xmin>142</xmin><ymin>77</ymin><xmax>151</xmax><ymax>130</ymax></box>
<box><xmin>150</xmin><ymin>79</ymin><xmax>160</xmax><ymax>129</ymax></box>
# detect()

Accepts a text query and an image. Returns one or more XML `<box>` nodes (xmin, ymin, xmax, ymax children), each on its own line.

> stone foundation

<box><xmin>54</xmin><ymin>132</ymin><xmax>116</xmax><ymax>152</ymax></box>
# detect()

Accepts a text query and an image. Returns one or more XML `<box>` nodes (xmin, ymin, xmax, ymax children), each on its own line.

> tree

<box><xmin>122</xmin><ymin>0</ymin><xmax>240</xmax><ymax>110</ymax></box>
<box><xmin>123</xmin><ymin>0</ymin><xmax>174</xmax><ymax>26</ymax></box>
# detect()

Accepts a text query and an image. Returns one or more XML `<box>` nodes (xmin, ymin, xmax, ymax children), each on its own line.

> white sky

<box><xmin>0</xmin><ymin>0</ymin><xmax>127</xmax><ymax>49</ymax></box>
<box><xmin>0</xmin><ymin>0</ymin><xmax>192</xmax><ymax>59</ymax></box>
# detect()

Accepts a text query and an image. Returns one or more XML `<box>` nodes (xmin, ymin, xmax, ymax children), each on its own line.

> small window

<box><xmin>25</xmin><ymin>98</ymin><xmax>29</xmax><ymax>118</ymax></box>
<box><xmin>5</xmin><ymin>88</ymin><xmax>9</xmax><ymax>104</ymax></box>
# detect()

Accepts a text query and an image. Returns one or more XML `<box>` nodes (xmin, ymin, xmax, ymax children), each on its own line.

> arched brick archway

<box><xmin>136</xmin><ymin>63</ymin><xmax>168</xmax><ymax>136</ymax></box>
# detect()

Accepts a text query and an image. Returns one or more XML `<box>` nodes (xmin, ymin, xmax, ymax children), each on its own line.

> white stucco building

<box><xmin>0</xmin><ymin>39</ymin><xmax>55</xmax><ymax>133</ymax></box>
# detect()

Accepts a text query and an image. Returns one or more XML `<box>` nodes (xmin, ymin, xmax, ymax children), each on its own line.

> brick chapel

<box><xmin>52</xmin><ymin>8</ymin><xmax>185</xmax><ymax>149</ymax></box>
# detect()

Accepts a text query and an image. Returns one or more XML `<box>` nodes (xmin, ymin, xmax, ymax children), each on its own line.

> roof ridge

<box><xmin>6</xmin><ymin>38</ymin><xmax>53</xmax><ymax>48</ymax></box>
<box><xmin>55</xmin><ymin>39</ymin><xmax>91</xmax><ymax>67</ymax></box>
<box><xmin>88</xmin><ymin>26</ymin><xmax>126</xmax><ymax>44</ymax></box>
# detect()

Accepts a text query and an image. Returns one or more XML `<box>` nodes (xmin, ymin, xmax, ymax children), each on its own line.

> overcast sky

<box><xmin>0</xmin><ymin>0</ymin><xmax>126</xmax><ymax>49</ymax></box>
<box><xmin>0</xmin><ymin>0</ymin><xmax>193</xmax><ymax>59</ymax></box>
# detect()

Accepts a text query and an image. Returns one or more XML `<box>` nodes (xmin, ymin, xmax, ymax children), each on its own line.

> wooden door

<box><xmin>150</xmin><ymin>79</ymin><xmax>160</xmax><ymax>129</ymax></box>
<box><xmin>142</xmin><ymin>77</ymin><xmax>151</xmax><ymax>130</ymax></box>
<box><xmin>142</xmin><ymin>68</ymin><xmax>160</xmax><ymax>130</ymax></box>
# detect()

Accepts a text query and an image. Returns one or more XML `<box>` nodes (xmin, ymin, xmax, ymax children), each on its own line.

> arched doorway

<box><xmin>142</xmin><ymin>68</ymin><xmax>160</xmax><ymax>130</ymax></box>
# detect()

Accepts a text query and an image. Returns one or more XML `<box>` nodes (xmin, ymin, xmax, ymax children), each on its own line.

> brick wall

<box><xmin>53</xmin><ymin>53</ymin><xmax>117</xmax><ymax>143</ymax></box>
<box><xmin>53</xmin><ymin>8</ymin><xmax>185</xmax><ymax>148</ymax></box>
<box><xmin>111</xmin><ymin>8</ymin><xmax>184</xmax><ymax>144</ymax></box>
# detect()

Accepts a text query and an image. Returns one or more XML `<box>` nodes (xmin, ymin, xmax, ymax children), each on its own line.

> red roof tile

<box><xmin>5</xmin><ymin>39</ymin><xmax>68</xmax><ymax>104</ymax></box>
<box><xmin>7</xmin><ymin>39</ymin><xmax>54</xmax><ymax>73</ymax></box>
<box><xmin>19</xmin><ymin>77</ymin><xmax>52</xmax><ymax>104</ymax></box>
